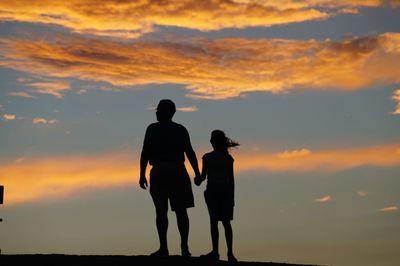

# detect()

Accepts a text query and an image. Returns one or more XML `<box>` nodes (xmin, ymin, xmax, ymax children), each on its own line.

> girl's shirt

<box><xmin>202</xmin><ymin>150</ymin><xmax>234</xmax><ymax>186</ymax></box>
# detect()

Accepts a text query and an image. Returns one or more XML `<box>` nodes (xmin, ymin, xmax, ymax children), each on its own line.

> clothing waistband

<box><xmin>152</xmin><ymin>161</ymin><xmax>184</xmax><ymax>167</ymax></box>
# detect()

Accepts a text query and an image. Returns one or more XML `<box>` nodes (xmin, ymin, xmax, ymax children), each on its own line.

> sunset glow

<box><xmin>1</xmin><ymin>1</ymin><xmax>399</xmax><ymax>265</ymax></box>
<box><xmin>1</xmin><ymin>33</ymin><xmax>399</xmax><ymax>99</ymax></box>
<box><xmin>1</xmin><ymin>144</ymin><xmax>399</xmax><ymax>205</ymax></box>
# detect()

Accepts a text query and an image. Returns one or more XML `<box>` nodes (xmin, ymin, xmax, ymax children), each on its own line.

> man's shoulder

<box><xmin>146</xmin><ymin>121</ymin><xmax>187</xmax><ymax>133</ymax></box>
<box><xmin>170</xmin><ymin>121</ymin><xmax>189</xmax><ymax>134</ymax></box>
<box><xmin>171</xmin><ymin>121</ymin><xmax>186</xmax><ymax>128</ymax></box>
<box><xmin>146</xmin><ymin>122</ymin><xmax>159</xmax><ymax>131</ymax></box>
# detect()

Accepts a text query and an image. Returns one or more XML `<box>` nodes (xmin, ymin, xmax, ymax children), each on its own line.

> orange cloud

<box><xmin>278</xmin><ymin>149</ymin><xmax>311</xmax><ymax>159</ymax></box>
<box><xmin>315</xmin><ymin>195</ymin><xmax>332</xmax><ymax>203</ymax></box>
<box><xmin>0</xmin><ymin>152</ymin><xmax>138</xmax><ymax>205</ymax></box>
<box><xmin>25</xmin><ymin>80</ymin><xmax>71</xmax><ymax>99</ymax></box>
<box><xmin>236</xmin><ymin>143</ymin><xmax>400</xmax><ymax>173</ymax></box>
<box><xmin>392</xmin><ymin>89</ymin><xmax>400</xmax><ymax>115</ymax></box>
<box><xmin>2</xmin><ymin>114</ymin><xmax>16</xmax><ymax>121</ymax></box>
<box><xmin>379</xmin><ymin>206</ymin><xmax>399</xmax><ymax>212</ymax></box>
<box><xmin>357</xmin><ymin>191</ymin><xmax>368</xmax><ymax>197</ymax></box>
<box><xmin>1</xmin><ymin>33</ymin><xmax>400</xmax><ymax>99</ymax></box>
<box><xmin>32</xmin><ymin>117</ymin><xmax>58</xmax><ymax>124</ymax></box>
<box><xmin>1</xmin><ymin>1</ymin><xmax>392</xmax><ymax>38</ymax></box>
<box><xmin>8</xmin><ymin>91</ymin><xmax>37</xmax><ymax>99</ymax></box>
<box><xmin>1</xmin><ymin>143</ymin><xmax>399</xmax><ymax>205</ymax></box>
<box><xmin>177</xmin><ymin>106</ymin><xmax>199</xmax><ymax>112</ymax></box>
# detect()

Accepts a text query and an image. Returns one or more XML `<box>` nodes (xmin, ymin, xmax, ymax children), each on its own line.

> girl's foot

<box><xmin>228</xmin><ymin>253</ymin><xmax>238</xmax><ymax>263</ymax></box>
<box><xmin>181</xmin><ymin>244</ymin><xmax>191</xmax><ymax>257</ymax></box>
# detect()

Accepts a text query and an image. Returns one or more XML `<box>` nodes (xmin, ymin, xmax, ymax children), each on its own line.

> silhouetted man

<box><xmin>139</xmin><ymin>99</ymin><xmax>200</xmax><ymax>257</ymax></box>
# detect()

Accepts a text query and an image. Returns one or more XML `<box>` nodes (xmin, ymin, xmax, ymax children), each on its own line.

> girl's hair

<box><xmin>210</xmin><ymin>130</ymin><xmax>239</xmax><ymax>153</ymax></box>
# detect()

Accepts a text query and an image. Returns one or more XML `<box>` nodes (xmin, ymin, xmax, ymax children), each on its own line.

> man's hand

<box><xmin>139</xmin><ymin>176</ymin><xmax>148</xmax><ymax>190</ymax></box>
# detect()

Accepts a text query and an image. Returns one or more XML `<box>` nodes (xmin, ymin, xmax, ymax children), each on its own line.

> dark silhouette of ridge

<box><xmin>0</xmin><ymin>254</ymin><xmax>321</xmax><ymax>266</ymax></box>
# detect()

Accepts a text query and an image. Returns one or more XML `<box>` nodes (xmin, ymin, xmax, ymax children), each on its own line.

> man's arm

<box><xmin>139</xmin><ymin>127</ymin><xmax>150</xmax><ymax>190</ymax></box>
<box><xmin>139</xmin><ymin>150</ymin><xmax>149</xmax><ymax>189</ymax></box>
<box><xmin>182</xmin><ymin>126</ymin><xmax>200</xmax><ymax>178</ymax></box>
<box><xmin>186</xmin><ymin>148</ymin><xmax>201</xmax><ymax>178</ymax></box>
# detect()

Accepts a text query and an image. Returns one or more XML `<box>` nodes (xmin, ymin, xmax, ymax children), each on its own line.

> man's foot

<box><xmin>181</xmin><ymin>249</ymin><xmax>191</xmax><ymax>258</ymax></box>
<box><xmin>150</xmin><ymin>249</ymin><xmax>169</xmax><ymax>258</ymax></box>
<box><xmin>228</xmin><ymin>253</ymin><xmax>238</xmax><ymax>263</ymax></box>
<box><xmin>180</xmin><ymin>243</ymin><xmax>191</xmax><ymax>258</ymax></box>
<box><xmin>200</xmin><ymin>251</ymin><xmax>220</xmax><ymax>261</ymax></box>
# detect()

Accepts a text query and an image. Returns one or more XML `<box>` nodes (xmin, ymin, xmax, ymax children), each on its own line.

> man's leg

<box><xmin>199</xmin><ymin>218</ymin><xmax>220</xmax><ymax>260</ymax></box>
<box><xmin>150</xmin><ymin>185</ymin><xmax>169</xmax><ymax>257</ymax></box>
<box><xmin>175</xmin><ymin>208</ymin><xmax>191</xmax><ymax>256</ymax></box>
<box><xmin>155</xmin><ymin>206</ymin><xmax>169</xmax><ymax>254</ymax></box>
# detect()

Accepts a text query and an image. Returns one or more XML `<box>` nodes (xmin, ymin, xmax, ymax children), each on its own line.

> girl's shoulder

<box><xmin>203</xmin><ymin>150</ymin><xmax>234</xmax><ymax>162</ymax></box>
<box><xmin>202</xmin><ymin>151</ymin><xmax>214</xmax><ymax>160</ymax></box>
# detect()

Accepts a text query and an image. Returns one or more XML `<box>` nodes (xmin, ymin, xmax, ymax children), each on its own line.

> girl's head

<box><xmin>210</xmin><ymin>130</ymin><xmax>239</xmax><ymax>152</ymax></box>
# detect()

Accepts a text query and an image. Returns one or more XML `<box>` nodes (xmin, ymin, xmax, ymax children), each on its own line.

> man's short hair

<box><xmin>157</xmin><ymin>99</ymin><xmax>176</xmax><ymax>118</ymax></box>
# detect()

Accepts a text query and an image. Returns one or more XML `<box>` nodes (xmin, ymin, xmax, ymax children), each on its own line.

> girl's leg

<box><xmin>222</xmin><ymin>220</ymin><xmax>237</xmax><ymax>262</ymax></box>
<box><xmin>210</xmin><ymin>218</ymin><xmax>219</xmax><ymax>254</ymax></box>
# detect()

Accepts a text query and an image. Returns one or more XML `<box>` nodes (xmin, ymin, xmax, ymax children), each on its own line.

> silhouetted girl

<box><xmin>195</xmin><ymin>130</ymin><xmax>239</xmax><ymax>262</ymax></box>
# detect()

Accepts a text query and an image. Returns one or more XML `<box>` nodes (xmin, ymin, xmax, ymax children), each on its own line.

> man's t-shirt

<box><xmin>142</xmin><ymin>121</ymin><xmax>192</xmax><ymax>165</ymax></box>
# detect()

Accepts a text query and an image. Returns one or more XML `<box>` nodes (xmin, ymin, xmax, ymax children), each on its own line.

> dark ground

<box><xmin>0</xmin><ymin>254</ymin><xmax>320</xmax><ymax>266</ymax></box>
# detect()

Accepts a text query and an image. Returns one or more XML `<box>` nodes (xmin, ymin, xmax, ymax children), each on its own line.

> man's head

<box><xmin>156</xmin><ymin>99</ymin><xmax>176</xmax><ymax>121</ymax></box>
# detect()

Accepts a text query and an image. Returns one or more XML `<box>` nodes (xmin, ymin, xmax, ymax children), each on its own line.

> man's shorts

<box><xmin>150</xmin><ymin>163</ymin><xmax>194</xmax><ymax>212</ymax></box>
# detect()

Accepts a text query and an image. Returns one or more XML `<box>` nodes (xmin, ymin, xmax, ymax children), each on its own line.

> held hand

<box><xmin>139</xmin><ymin>176</ymin><xmax>148</xmax><ymax>190</ymax></box>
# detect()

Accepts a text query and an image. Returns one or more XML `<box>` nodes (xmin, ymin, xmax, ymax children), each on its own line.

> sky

<box><xmin>0</xmin><ymin>1</ymin><xmax>399</xmax><ymax>265</ymax></box>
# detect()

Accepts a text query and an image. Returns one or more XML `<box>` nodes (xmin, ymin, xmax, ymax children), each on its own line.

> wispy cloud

<box><xmin>357</xmin><ymin>191</ymin><xmax>368</xmax><ymax>197</ymax></box>
<box><xmin>315</xmin><ymin>195</ymin><xmax>332</xmax><ymax>203</ymax></box>
<box><xmin>392</xmin><ymin>89</ymin><xmax>400</xmax><ymax>115</ymax></box>
<box><xmin>1</xmin><ymin>33</ymin><xmax>400</xmax><ymax>99</ymax></box>
<box><xmin>379</xmin><ymin>206</ymin><xmax>399</xmax><ymax>212</ymax></box>
<box><xmin>25</xmin><ymin>80</ymin><xmax>71</xmax><ymax>99</ymax></box>
<box><xmin>1</xmin><ymin>1</ymin><xmax>395</xmax><ymax>38</ymax></box>
<box><xmin>2</xmin><ymin>114</ymin><xmax>16</xmax><ymax>121</ymax></box>
<box><xmin>32</xmin><ymin>117</ymin><xmax>58</xmax><ymax>124</ymax></box>
<box><xmin>177</xmin><ymin>106</ymin><xmax>199</xmax><ymax>112</ymax></box>
<box><xmin>14</xmin><ymin>77</ymin><xmax>71</xmax><ymax>98</ymax></box>
<box><xmin>278</xmin><ymin>149</ymin><xmax>311</xmax><ymax>159</ymax></box>
<box><xmin>8</xmin><ymin>91</ymin><xmax>37</xmax><ymax>99</ymax></box>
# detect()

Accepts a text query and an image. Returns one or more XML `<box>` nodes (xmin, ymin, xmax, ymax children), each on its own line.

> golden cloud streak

<box><xmin>32</xmin><ymin>117</ymin><xmax>58</xmax><ymax>124</ymax></box>
<box><xmin>315</xmin><ymin>195</ymin><xmax>332</xmax><ymax>203</ymax></box>
<box><xmin>1</xmin><ymin>33</ymin><xmax>400</xmax><ymax>99</ymax></box>
<box><xmin>2</xmin><ymin>114</ymin><xmax>16</xmax><ymax>121</ymax></box>
<box><xmin>236</xmin><ymin>144</ymin><xmax>400</xmax><ymax>172</ymax></box>
<box><xmin>379</xmin><ymin>206</ymin><xmax>399</xmax><ymax>212</ymax></box>
<box><xmin>177</xmin><ymin>106</ymin><xmax>199</xmax><ymax>112</ymax></box>
<box><xmin>0</xmin><ymin>152</ymin><xmax>138</xmax><ymax>206</ymax></box>
<box><xmin>278</xmin><ymin>148</ymin><xmax>311</xmax><ymax>159</ymax></box>
<box><xmin>392</xmin><ymin>89</ymin><xmax>400</xmax><ymax>115</ymax></box>
<box><xmin>1</xmin><ymin>143</ymin><xmax>399</xmax><ymax>205</ymax></box>
<box><xmin>25</xmin><ymin>80</ymin><xmax>71</xmax><ymax>99</ymax></box>
<box><xmin>1</xmin><ymin>0</ymin><xmax>393</xmax><ymax>38</ymax></box>
<box><xmin>8</xmin><ymin>91</ymin><xmax>37</xmax><ymax>99</ymax></box>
